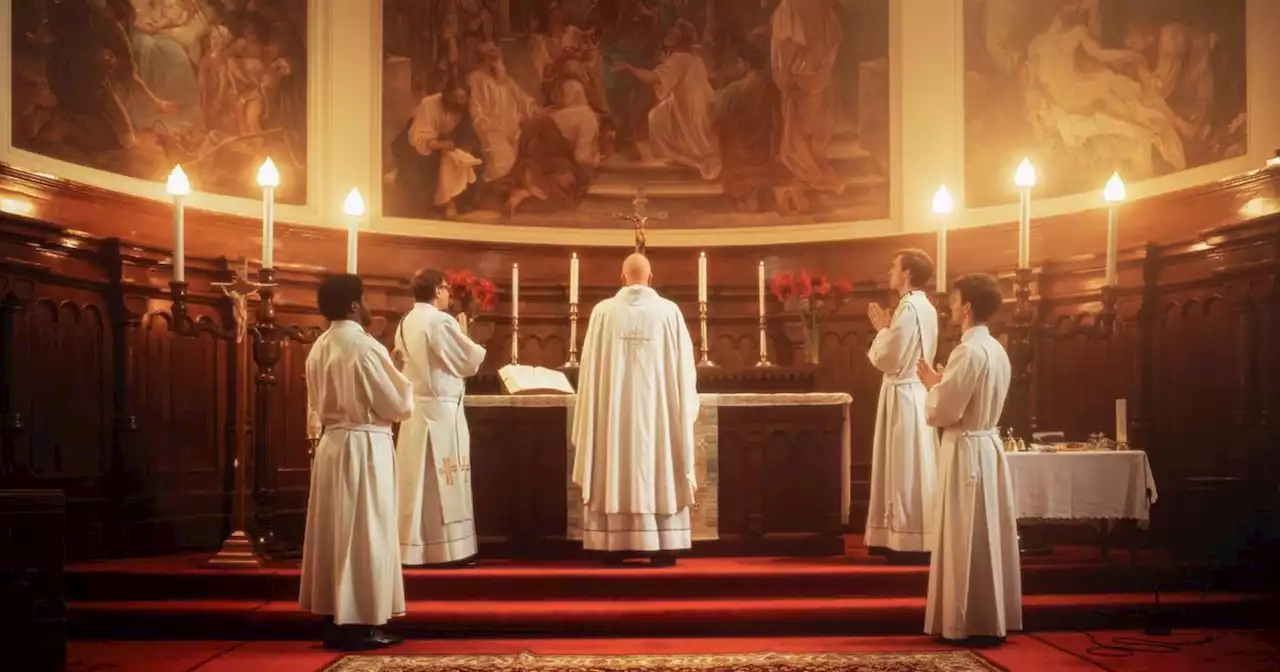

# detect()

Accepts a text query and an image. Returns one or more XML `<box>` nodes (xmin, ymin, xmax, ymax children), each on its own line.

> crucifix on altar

<box><xmin>614</xmin><ymin>186</ymin><xmax>667</xmax><ymax>253</ymax></box>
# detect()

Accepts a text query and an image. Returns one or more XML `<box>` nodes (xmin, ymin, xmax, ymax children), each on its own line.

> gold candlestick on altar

<box><xmin>561</xmin><ymin>303</ymin><xmax>580</xmax><ymax>369</ymax></box>
<box><xmin>511</xmin><ymin>315</ymin><xmax>520</xmax><ymax>365</ymax></box>
<box><xmin>697</xmin><ymin>300</ymin><xmax>716</xmax><ymax>367</ymax></box>
<box><xmin>755</xmin><ymin>315</ymin><xmax>774</xmax><ymax>367</ymax></box>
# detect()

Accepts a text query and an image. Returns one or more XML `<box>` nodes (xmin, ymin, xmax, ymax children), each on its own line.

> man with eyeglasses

<box><xmin>394</xmin><ymin>269</ymin><xmax>487</xmax><ymax>568</ymax></box>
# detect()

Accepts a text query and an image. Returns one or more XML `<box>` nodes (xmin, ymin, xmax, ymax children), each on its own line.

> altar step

<box><xmin>66</xmin><ymin>592</ymin><xmax>1272</xmax><ymax>640</ymax></box>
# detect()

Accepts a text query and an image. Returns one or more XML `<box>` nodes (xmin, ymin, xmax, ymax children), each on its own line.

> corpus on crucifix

<box><xmin>614</xmin><ymin>186</ymin><xmax>667</xmax><ymax>253</ymax></box>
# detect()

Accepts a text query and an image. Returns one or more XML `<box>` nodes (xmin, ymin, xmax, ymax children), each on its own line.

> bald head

<box><xmin>621</xmin><ymin>253</ymin><xmax>652</xmax><ymax>285</ymax></box>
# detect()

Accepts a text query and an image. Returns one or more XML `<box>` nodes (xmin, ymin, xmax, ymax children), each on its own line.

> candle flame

<box><xmin>1103</xmin><ymin>172</ymin><xmax>1126</xmax><ymax>203</ymax></box>
<box><xmin>343</xmin><ymin>188</ymin><xmax>365</xmax><ymax>216</ymax></box>
<box><xmin>166</xmin><ymin>165</ymin><xmax>191</xmax><ymax>196</ymax></box>
<box><xmin>257</xmin><ymin>158</ymin><xmax>280</xmax><ymax>187</ymax></box>
<box><xmin>931</xmin><ymin>185</ymin><xmax>954</xmax><ymax>214</ymax></box>
<box><xmin>1013</xmin><ymin>158</ymin><xmax>1036</xmax><ymax>188</ymax></box>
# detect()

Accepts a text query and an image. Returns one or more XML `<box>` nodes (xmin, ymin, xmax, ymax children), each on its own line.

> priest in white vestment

<box><xmin>299</xmin><ymin>275</ymin><xmax>414</xmax><ymax>652</ymax></box>
<box><xmin>395</xmin><ymin>269</ymin><xmax>487</xmax><ymax>567</ymax></box>
<box><xmin>572</xmin><ymin>253</ymin><xmax>700</xmax><ymax>567</ymax></box>
<box><xmin>865</xmin><ymin>249</ymin><xmax>940</xmax><ymax>562</ymax></box>
<box><xmin>917</xmin><ymin>273</ymin><xmax>1022</xmax><ymax>644</ymax></box>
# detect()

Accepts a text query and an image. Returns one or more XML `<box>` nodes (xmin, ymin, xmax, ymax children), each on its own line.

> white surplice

<box><xmin>649</xmin><ymin>52</ymin><xmax>721</xmax><ymax>181</ymax></box>
<box><xmin>924</xmin><ymin>325</ymin><xmax>1022</xmax><ymax>640</ymax></box>
<box><xmin>571</xmin><ymin>285</ymin><xmax>700</xmax><ymax>551</ymax></box>
<box><xmin>299</xmin><ymin>320</ymin><xmax>414</xmax><ymax>626</ymax></box>
<box><xmin>394</xmin><ymin>304</ymin><xmax>487</xmax><ymax>565</ymax></box>
<box><xmin>865</xmin><ymin>289</ymin><xmax>939</xmax><ymax>552</ymax></box>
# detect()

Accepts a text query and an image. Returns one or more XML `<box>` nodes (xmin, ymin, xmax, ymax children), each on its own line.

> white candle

<box><xmin>165</xmin><ymin>166</ymin><xmax>191</xmax><ymax>282</ymax></box>
<box><xmin>1014</xmin><ymin>158</ymin><xmax>1036</xmax><ymax>269</ymax></box>
<box><xmin>343</xmin><ymin>188</ymin><xmax>365</xmax><ymax>274</ymax></box>
<box><xmin>1115</xmin><ymin>398</ymin><xmax>1128</xmax><ymax>444</ymax></box>
<box><xmin>1103</xmin><ymin>173</ymin><xmax>1126</xmax><ymax>286</ymax></box>
<box><xmin>757</xmin><ymin>261</ymin><xmax>765</xmax><ymax>317</ymax></box>
<box><xmin>512</xmin><ymin>263</ymin><xmax>520</xmax><ymax>318</ymax></box>
<box><xmin>932</xmin><ymin>186</ymin><xmax>953</xmax><ymax>293</ymax></box>
<box><xmin>698</xmin><ymin>252</ymin><xmax>707</xmax><ymax>303</ymax></box>
<box><xmin>258</xmin><ymin>159</ymin><xmax>279</xmax><ymax>268</ymax></box>
<box><xmin>569</xmin><ymin>253</ymin><xmax>579</xmax><ymax>305</ymax></box>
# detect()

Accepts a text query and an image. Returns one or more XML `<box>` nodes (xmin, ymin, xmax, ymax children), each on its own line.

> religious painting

<box><xmin>963</xmin><ymin>0</ymin><xmax>1247</xmax><ymax>207</ymax></box>
<box><xmin>10</xmin><ymin>0</ymin><xmax>309</xmax><ymax>203</ymax></box>
<box><xmin>381</xmin><ymin>0</ymin><xmax>890</xmax><ymax>228</ymax></box>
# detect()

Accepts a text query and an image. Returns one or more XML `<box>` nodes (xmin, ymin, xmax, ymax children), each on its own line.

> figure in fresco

<box><xmin>9</xmin><ymin>0</ymin><xmax>309</xmax><ymax>202</ymax></box>
<box><xmin>963</xmin><ymin>0</ymin><xmax>1246</xmax><ymax>206</ymax></box>
<box><xmin>390</xmin><ymin>78</ymin><xmax>484</xmax><ymax>221</ymax></box>
<box><xmin>380</xmin><ymin>0</ymin><xmax>891</xmax><ymax>227</ymax></box>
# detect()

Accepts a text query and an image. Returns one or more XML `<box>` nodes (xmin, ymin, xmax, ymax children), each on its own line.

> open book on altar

<box><xmin>498</xmin><ymin>364</ymin><xmax>575</xmax><ymax>395</ymax></box>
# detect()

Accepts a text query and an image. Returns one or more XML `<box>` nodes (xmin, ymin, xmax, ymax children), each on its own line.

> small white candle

<box><xmin>932</xmin><ymin>185</ymin><xmax>953</xmax><ymax>293</ymax></box>
<box><xmin>258</xmin><ymin>159</ymin><xmax>279</xmax><ymax>268</ymax></box>
<box><xmin>343</xmin><ymin>188</ymin><xmax>365</xmax><ymax>274</ymax></box>
<box><xmin>698</xmin><ymin>252</ymin><xmax>707</xmax><ymax>303</ymax></box>
<box><xmin>1115</xmin><ymin>398</ymin><xmax>1128</xmax><ymax>444</ymax></box>
<box><xmin>165</xmin><ymin>166</ymin><xmax>191</xmax><ymax>282</ymax></box>
<box><xmin>1014</xmin><ymin>158</ymin><xmax>1036</xmax><ymax>269</ymax></box>
<box><xmin>512</xmin><ymin>263</ymin><xmax>520</xmax><ymax>319</ymax></box>
<box><xmin>757</xmin><ymin>261</ymin><xmax>765</xmax><ymax>317</ymax></box>
<box><xmin>1103</xmin><ymin>172</ymin><xmax>1126</xmax><ymax>286</ymax></box>
<box><xmin>569</xmin><ymin>253</ymin><xmax>579</xmax><ymax>305</ymax></box>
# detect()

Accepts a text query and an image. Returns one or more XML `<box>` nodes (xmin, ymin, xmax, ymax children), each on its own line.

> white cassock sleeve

<box><xmin>925</xmin><ymin>343</ymin><xmax>979</xmax><ymax>428</ymax></box>
<box><xmin>867</xmin><ymin>303</ymin><xmax>918</xmax><ymax>374</ymax></box>
<box><xmin>674</xmin><ymin>310</ymin><xmax>700</xmax><ymax>495</ymax></box>
<box><xmin>571</xmin><ymin>305</ymin><xmax>605</xmax><ymax>495</ymax></box>
<box><xmin>305</xmin><ymin>352</ymin><xmax>323</xmax><ymax>439</ymax></box>
<box><xmin>429</xmin><ymin>317</ymin><xmax>487</xmax><ymax>378</ymax></box>
<box><xmin>357</xmin><ymin>345</ymin><xmax>416</xmax><ymax>425</ymax></box>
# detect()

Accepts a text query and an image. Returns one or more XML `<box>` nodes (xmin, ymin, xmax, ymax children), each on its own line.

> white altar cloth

<box><xmin>465</xmin><ymin>393</ymin><xmax>853</xmax><ymax>538</ymax></box>
<box><xmin>1006</xmin><ymin>451</ymin><xmax>1159</xmax><ymax>523</ymax></box>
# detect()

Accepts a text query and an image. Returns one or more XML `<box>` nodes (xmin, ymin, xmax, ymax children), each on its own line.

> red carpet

<box><xmin>68</xmin><ymin>631</ymin><xmax>1280</xmax><ymax>672</ymax></box>
<box><xmin>64</xmin><ymin>545</ymin><xmax>1276</xmax><ymax>640</ymax></box>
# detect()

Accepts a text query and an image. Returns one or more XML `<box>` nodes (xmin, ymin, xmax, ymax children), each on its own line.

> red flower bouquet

<box><xmin>444</xmin><ymin>270</ymin><xmax>498</xmax><ymax>318</ymax></box>
<box><xmin>768</xmin><ymin>268</ymin><xmax>855</xmax><ymax>363</ymax></box>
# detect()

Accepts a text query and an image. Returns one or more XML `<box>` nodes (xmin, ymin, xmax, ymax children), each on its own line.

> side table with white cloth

<box><xmin>1006</xmin><ymin>450</ymin><xmax>1159</xmax><ymax>560</ymax></box>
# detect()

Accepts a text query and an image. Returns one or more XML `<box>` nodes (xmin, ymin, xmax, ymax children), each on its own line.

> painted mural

<box><xmin>964</xmin><ymin>0</ymin><xmax>1247</xmax><ymax>207</ymax></box>
<box><xmin>381</xmin><ymin>0</ymin><xmax>890</xmax><ymax>228</ymax></box>
<box><xmin>10</xmin><ymin>0</ymin><xmax>309</xmax><ymax>203</ymax></box>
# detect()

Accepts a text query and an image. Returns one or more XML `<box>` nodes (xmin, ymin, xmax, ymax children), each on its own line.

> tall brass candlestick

<box><xmin>511</xmin><ymin>316</ymin><xmax>520</xmax><ymax>365</ymax></box>
<box><xmin>755</xmin><ymin>315</ymin><xmax>773</xmax><ymax>367</ymax></box>
<box><xmin>562</xmin><ymin>303</ymin><xmax>580</xmax><ymax>369</ymax></box>
<box><xmin>697</xmin><ymin>300</ymin><xmax>715</xmax><ymax>367</ymax></box>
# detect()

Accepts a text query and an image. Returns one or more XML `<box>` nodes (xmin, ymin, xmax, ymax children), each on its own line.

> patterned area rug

<box><xmin>324</xmin><ymin>650</ymin><xmax>1000</xmax><ymax>671</ymax></box>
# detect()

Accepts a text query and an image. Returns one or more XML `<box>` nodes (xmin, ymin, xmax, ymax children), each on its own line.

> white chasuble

<box><xmin>924</xmin><ymin>325</ymin><xmax>1022</xmax><ymax>640</ymax></box>
<box><xmin>394</xmin><ymin>304</ymin><xmax>486</xmax><ymax>565</ymax></box>
<box><xmin>299</xmin><ymin>321</ymin><xmax>414</xmax><ymax>626</ymax></box>
<box><xmin>572</xmin><ymin>285</ymin><xmax>700</xmax><ymax>552</ymax></box>
<box><xmin>865</xmin><ymin>290</ymin><xmax>939</xmax><ymax>552</ymax></box>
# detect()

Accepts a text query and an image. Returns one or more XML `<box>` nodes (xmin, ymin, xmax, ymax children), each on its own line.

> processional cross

<box><xmin>613</xmin><ymin>186</ymin><xmax>668</xmax><ymax>253</ymax></box>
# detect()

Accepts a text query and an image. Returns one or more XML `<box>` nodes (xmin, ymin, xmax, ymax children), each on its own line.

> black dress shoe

<box><xmin>323</xmin><ymin>624</ymin><xmax>392</xmax><ymax>652</ymax></box>
<box><xmin>371</xmin><ymin>627</ymin><xmax>404</xmax><ymax>646</ymax></box>
<box><xmin>649</xmin><ymin>552</ymin><xmax>677</xmax><ymax>567</ymax></box>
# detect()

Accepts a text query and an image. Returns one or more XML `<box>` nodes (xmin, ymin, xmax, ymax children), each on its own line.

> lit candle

<box><xmin>1102</xmin><ymin>172</ymin><xmax>1126</xmax><ymax>286</ymax></box>
<box><xmin>1014</xmin><ymin>158</ymin><xmax>1036</xmax><ymax>269</ymax></box>
<box><xmin>569</xmin><ymin>253</ymin><xmax>579</xmax><ymax>305</ymax></box>
<box><xmin>931</xmin><ymin>185</ymin><xmax>953</xmax><ymax>293</ymax></box>
<box><xmin>757</xmin><ymin>261</ymin><xmax>765</xmax><ymax>318</ymax></box>
<box><xmin>258</xmin><ymin>158</ymin><xmax>279</xmax><ymax>268</ymax></box>
<box><xmin>343</xmin><ymin>188</ymin><xmax>365</xmax><ymax>273</ymax></box>
<box><xmin>165</xmin><ymin>166</ymin><xmax>191</xmax><ymax>282</ymax></box>
<box><xmin>698</xmin><ymin>252</ymin><xmax>708</xmax><ymax>303</ymax></box>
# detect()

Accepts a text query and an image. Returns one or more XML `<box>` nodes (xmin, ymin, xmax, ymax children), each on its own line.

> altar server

<box><xmin>395</xmin><ymin>268</ymin><xmax>487</xmax><ymax>567</ymax></box>
<box><xmin>300</xmin><ymin>274</ymin><xmax>415</xmax><ymax>651</ymax></box>
<box><xmin>572</xmin><ymin>253</ymin><xmax>700</xmax><ymax>566</ymax></box>
<box><xmin>865</xmin><ymin>249</ymin><xmax>939</xmax><ymax>563</ymax></box>
<box><xmin>916</xmin><ymin>273</ymin><xmax>1022</xmax><ymax>644</ymax></box>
